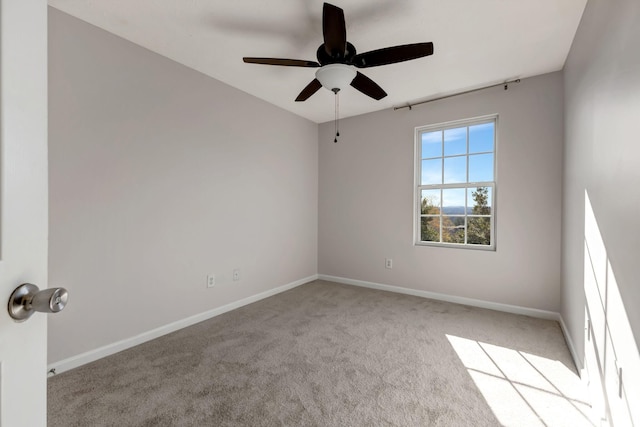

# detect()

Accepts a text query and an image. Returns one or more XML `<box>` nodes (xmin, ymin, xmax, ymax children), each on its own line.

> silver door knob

<box><xmin>8</xmin><ymin>283</ymin><xmax>68</xmax><ymax>321</ymax></box>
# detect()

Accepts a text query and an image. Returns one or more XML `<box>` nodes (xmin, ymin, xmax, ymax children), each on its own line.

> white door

<box><xmin>0</xmin><ymin>0</ymin><xmax>49</xmax><ymax>426</ymax></box>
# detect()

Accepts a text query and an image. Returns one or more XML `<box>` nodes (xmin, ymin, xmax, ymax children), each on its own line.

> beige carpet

<box><xmin>48</xmin><ymin>280</ymin><xmax>594</xmax><ymax>426</ymax></box>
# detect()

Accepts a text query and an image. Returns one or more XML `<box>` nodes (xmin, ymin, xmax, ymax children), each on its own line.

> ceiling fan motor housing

<box><xmin>316</xmin><ymin>42</ymin><xmax>357</xmax><ymax>65</ymax></box>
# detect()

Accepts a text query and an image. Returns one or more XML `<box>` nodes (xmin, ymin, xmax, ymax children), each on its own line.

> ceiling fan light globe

<box><xmin>315</xmin><ymin>64</ymin><xmax>357</xmax><ymax>93</ymax></box>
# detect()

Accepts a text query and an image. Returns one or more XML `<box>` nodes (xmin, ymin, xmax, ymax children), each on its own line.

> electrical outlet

<box><xmin>207</xmin><ymin>274</ymin><xmax>216</xmax><ymax>288</ymax></box>
<box><xmin>385</xmin><ymin>258</ymin><xmax>393</xmax><ymax>269</ymax></box>
<box><xmin>233</xmin><ymin>269</ymin><xmax>240</xmax><ymax>281</ymax></box>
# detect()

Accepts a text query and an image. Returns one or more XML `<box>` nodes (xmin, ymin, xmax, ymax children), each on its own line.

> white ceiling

<box><xmin>48</xmin><ymin>0</ymin><xmax>587</xmax><ymax>124</ymax></box>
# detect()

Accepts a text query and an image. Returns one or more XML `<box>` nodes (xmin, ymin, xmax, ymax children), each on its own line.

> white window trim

<box><xmin>413</xmin><ymin>114</ymin><xmax>498</xmax><ymax>250</ymax></box>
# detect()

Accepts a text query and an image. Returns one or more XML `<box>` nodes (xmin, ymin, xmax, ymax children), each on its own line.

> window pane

<box><xmin>444</xmin><ymin>127</ymin><xmax>467</xmax><ymax>156</ymax></box>
<box><xmin>469</xmin><ymin>122</ymin><xmax>494</xmax><ymax>153</ymax></box>
<box><xmin>421</xmin><ymin>131</ymin><xmax>442</xmax><ymax>158</ymax></box>
<box><xmin>443</xmin><ymin>156</ymin><xmax>466</xmax><ymax>184</ymax></box>
<box><xmin>421</xmin><ymin>159</ymin><xmax>442</xmax><ymax>185</ymax></box>
<box><xmin>415</xmin><ymin>117</ymin><xmax>496</xmax><ymax>249</ymax></box>
<box><xmin>421</xmin><ymin>216</ymin><xmax>440</xmax><ymax>242</ymax></box>
<box><xmin>469</xmin><ymin>153</ymin><xmax>494</xmax><ymax>182</ymax></box>
<box><xmin>442</xmin><ymin>188</ymin><xmax>465</xmax><ymax>213</ymax></box>
<box><xmin>421</xmin><ymin>189</ymin><xmax>441</xmax><ymax>214</ymax></box>
<box><xmin>467</xmin><ymin>186</ymin><xmax>492</xmax><ymax>215</ymax></box>
<box><xmin>443</xmin><ymin>216</ymin><xmax>465</xmax><ymax>243</ymax></box>
<box><xmin>468</xmin><ymin>217</ymin><xmax>491</xmax><ymax>245</ymax></box>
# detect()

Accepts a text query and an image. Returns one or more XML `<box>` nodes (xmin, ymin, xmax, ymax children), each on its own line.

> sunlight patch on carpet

<box><xmin>446</xmin><ymin>334</ymin><xmax>596</xmax><ymax>427</ymax></box>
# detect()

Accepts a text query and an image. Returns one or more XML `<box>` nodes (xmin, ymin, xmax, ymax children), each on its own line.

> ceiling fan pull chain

<box><xmin>334</xmin><ymin>92</ymin><xmax>341</xmax><ymax>143</ymax></box>
<box><xmin>337</xmin><ymin>92</ymin><xmax>340</xmax><ymax>137</ymax></box>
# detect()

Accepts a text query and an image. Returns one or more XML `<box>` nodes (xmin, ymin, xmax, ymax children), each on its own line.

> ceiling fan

<box><xmin>243</xmin><ymin>2</ymin><xmax>434</xmax><ymax>102</ymax></box>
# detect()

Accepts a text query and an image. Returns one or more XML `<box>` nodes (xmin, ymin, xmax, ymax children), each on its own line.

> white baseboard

<box><xmin>318</xmin><ymin>274</ymin><xmax>561</xmax><ymax>321</ymax></box>
<box><xmin>50</xmin><ymin>274</ymin><xmax>584</xmax><ymax>378</ymax></box>
<box><xmin>558</xmin><ymin>315</ymin><xmax>584</xmax><ymax>373</ymax></box>
<box><xmin>48</xmin><ymin>275</ymin><xmax>318</xmax><ymax>375</ymax></box>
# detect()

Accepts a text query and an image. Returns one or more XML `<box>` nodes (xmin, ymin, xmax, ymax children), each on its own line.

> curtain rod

<box><xmin>393</xmin><ymin>79</ymin><xmax>521</xmax><ymax>111</ymax></box>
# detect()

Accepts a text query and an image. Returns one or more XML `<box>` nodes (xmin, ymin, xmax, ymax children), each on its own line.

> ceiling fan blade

<box><xmin>350</xmin><ymin>72</ymin><xmax>387</xmax><ymax>100</ymax></box>
<box><xmin>295</xmin><ymin>79</ymin><xmax>323</xmax><ymax>102</ymax></box>
<box><xmin>352</xmin><ymin>42</ymin><xmax>434</xmax><ymax>68</ymax></box>
<box><xmin>322</xmin><ymin>3</ymin><xmax>347</xmax><ymax>58</ymax></box>
<box><xmin>243</xmin><ymin>57</ymin><xmax>320</xmax><ymax>67</ymax></box>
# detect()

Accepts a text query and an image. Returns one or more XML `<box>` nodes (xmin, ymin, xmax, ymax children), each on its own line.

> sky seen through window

<box><xmin>420</xmin><ymin>122</ymin><xmax>494</xmax><ymax>207</ymax></box>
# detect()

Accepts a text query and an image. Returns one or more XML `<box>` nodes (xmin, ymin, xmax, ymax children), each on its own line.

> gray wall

<box><xmin>318</xmin><ymin>72</ymin><xmax>564</xmax><ymax>312</ymax></box>
<box><xmin>562</xmin><ymin>0</ymin><xmax>640</xmax><ymax>423</ymax></box>
<box><xmin>48</xmin><ymin>8</ymin><xmax>318</xmax><ymax>363</ymax></box>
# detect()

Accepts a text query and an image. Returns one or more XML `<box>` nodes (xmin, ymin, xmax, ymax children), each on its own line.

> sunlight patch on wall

<box><xmin>583</xmin><ymin>190</ymin><xmax>640</xmax><ymax>426</ymax></box>
<box><xmin>446</xmin><ymin>334</ymin><xmax>595</xmax><ymax>427</ymax></box>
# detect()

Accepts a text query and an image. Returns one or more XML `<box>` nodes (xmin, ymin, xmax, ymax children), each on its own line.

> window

<box><xmin>415</xmin><ymin>115</ymin><xmax>496</xmax><ymax>249</ymax></box>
